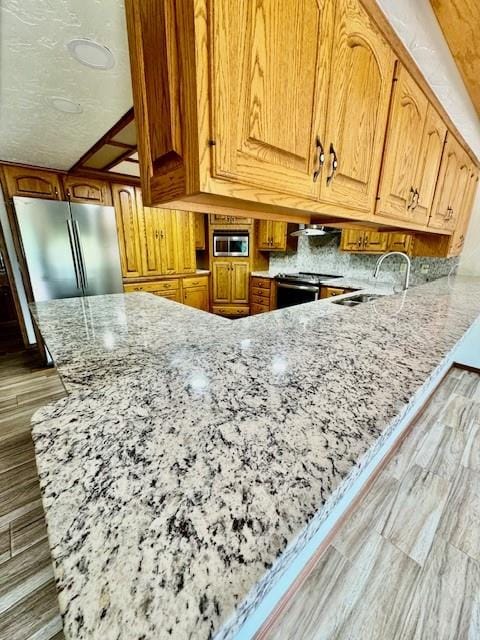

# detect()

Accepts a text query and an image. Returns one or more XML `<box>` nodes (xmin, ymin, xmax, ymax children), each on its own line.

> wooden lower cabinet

<box><xmin>320</xmin><ymin>286</ymin><xmax>356</xmax><ymax>299</ymax></box>
<box><xmin>211</xmin><ymin>260</ymin><xmax>250</xmax><ymax>315</ymax></box>
<box><xmin>249</xmin><ymin>276</ymin><xmax>276</xmax><ymax>314</ymax></box>
<box><xmin>124</xmin><ymin>274</ymin><xmax>209</xmax><ymax>309</ymax></box>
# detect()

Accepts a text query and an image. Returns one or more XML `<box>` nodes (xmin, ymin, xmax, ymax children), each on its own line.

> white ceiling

<box><xmin>0</xmin><ymin>0</ymin><xmax>133</xmax><ymax>170</ymax></box>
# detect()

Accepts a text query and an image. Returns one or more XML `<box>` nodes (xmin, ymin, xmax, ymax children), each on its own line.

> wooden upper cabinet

<box><xmin>174</xmin><ymin>212</ymin><xmax>196</xmax><ymax>274</ymax></box>
<box><xmin>429</xmin><ymin>134</ymin><xmax>469</xmax><ymax>232</ymax></box>
<box><xmin>376</xmin><ymin>65</ymin><xmax>429</xmax><ymax>223</ymax></box>
<box><xmin>3</xmin><ymin>166</ymin><xmax>62</xmax><ymax>200</ymax></box>
<box><xmin>194</xmin><ymin>213</ymin><xmax>206</xmax><ymax>250</ymax></box>
<box><xmin>257</xmin><ymin>221</ymin><xmax>287</xmax><ymax>251</ymax></box>
<box><xmin>63</xmin><ymin>176</ymin><xmax>112</xmax><ymax>205</ymax></box>
<box><xmin>157</xmin><ymin>210</ymin><xmax>178</xmax><ymax>275</ymax></box>
<box><xmin>210</xmin><ymin>0</ymin><xmax>332</xmax><ymax>200</ymax></box>
<box><xmin>112</xmin><ymin>184</ymin><xmax>143</xmax><ymax>278</ymax></box>
<box><xmin>449</xmin><ymin>167</ymin><xmax>479</xmax><ymax>255</ymax></box>
<box><xmin>411</xmin><ymin>105</ymin><xmax>447</xmax><ymax>223</ymax></box>
<box><xmin>137</xmin><ymin>188</ymin><xmax>163</xmax><ymax>277</ymax></box>
<box><xmin>319</xmin><ymin>0</ymin><xmax>395</xmax><ymax>212</ymax></box>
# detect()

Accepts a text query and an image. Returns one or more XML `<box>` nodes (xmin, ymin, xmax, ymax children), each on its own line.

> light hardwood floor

<box><xmin>0</xmin><ymin>351</ymin><xmax>65</xmax><ymax>640</ymax></box>
<box><xmin>263</xmin><ymin>366</ymin><xmax>480</xmax><ymax>640</ymax></box>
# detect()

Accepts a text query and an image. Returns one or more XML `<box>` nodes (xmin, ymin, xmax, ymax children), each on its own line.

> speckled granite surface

<box><xmin>30</xmin><ymin>276</ymin><xmax>480</xmax><ymax>640</ymax></box>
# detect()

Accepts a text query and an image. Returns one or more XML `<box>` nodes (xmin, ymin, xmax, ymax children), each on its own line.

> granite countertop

<box><xmin>30</xmin><ymin>276</ymin><xmax>480</xmax><ymax>640</ymax></box>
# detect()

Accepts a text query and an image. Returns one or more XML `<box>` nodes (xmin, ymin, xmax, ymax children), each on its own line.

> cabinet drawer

<box><xmin>250</xmin><ymin>303</ymin><xmax>270</xmax><ymax>315</ymax></box>
<box><xmin>124</xmin><ymin>279</ymin><xmax>180</xmax><ymax>293</ymax></box>
<box><xmin>183</xmin><ymin>275</ymin><xmax>209</xmax><ymax>289</ymax></box>
<box><xmin>251</xmin><ymin>286</ymin><xmax>270</xmax><ymax>300</ymax></box>
<box><xmin>155</xmin><ymin>290</ymin><xmax>181</xmax><ymax>302</ymax></box>
<box><xmin>251</xmin><ymin>294</ymin><xmax>271</xmax><ymax>306</ymax></box>
<box><xmin>212</xmin><ymin>305</ymin><xmax>249</xmax><ymax>317</ymax></box>
<box><xmin>250</xmin><ymin>277</ymin><xmax>272</xmax><ymax>290</ymax></box>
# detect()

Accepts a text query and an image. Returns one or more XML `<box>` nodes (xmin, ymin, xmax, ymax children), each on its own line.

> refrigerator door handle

<box><xmin>73</xmin><ymin>220</ymin><xmax>88</xmax><ymax>290</ymax></box>
<box><xmin>66</xmin><ymin>220</ymin><xmax>82</xmax><ymax>290</ymax></box>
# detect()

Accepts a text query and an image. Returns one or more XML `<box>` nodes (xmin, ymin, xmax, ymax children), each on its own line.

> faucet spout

<box><xmin>373</xmin><ymin>251</ymin><xmax>411</xmax><ymax>291</ymax></box>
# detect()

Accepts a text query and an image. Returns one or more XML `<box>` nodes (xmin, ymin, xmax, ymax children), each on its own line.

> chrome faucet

<box><xmin>373</xmin><ymin>251</ymin><xmax>411</xmax><ymax>290</ymax></box>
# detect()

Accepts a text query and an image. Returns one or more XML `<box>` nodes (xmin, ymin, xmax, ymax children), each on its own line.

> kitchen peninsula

<box><xmin>30</xmin><ymin>275</ymin><xmax>480</xmax><ymax>640</ymax></box>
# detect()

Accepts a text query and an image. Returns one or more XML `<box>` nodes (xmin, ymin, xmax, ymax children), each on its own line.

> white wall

<box><xmin>377</xmin><ymin>0</ymin><xmax>480</xmax><ymax>276</ymax></box>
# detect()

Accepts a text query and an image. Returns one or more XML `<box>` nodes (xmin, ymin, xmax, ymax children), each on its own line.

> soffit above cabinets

<box><xmin>0</xmin><ymin>0</ymin><xmax>133</xmax><ymax>171</ymax></box>
<box><xmin>376</xmin><ymin>0</ymin><xmax>480</xmax><ymax>159</ymax></box>
<box><xmin>429</xmin><ymin>0</ymin><xmax>480</xmax><ymax>118</ymax></box>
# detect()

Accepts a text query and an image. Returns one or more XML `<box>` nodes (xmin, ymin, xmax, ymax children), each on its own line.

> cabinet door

<box><xmin>3</xmin><ymin>166</ymin><xmax>62</xmax><ymax>200</ymax></box>
<box><xmin>112</xmin><ymin>184</ymin><xmax>142</xmax><ymax>278</ymax></box>
<box><xmin>449</xmin><ymin>167</ymin><xmax>479</xmax><ymax>256</ymax></box>
<box><xmin>183</xmin><ymin>286</ymin><xmax>209</xmax><ymax>311</ymax></box>
<box><xmin>271</xmin><ymin>222</ymin><xmax>288</xmax><ymax>250</ymax></box>
<box><xmin>212</xmin><ymin>262</ymin><xmax>232</xmax><ymax>303</ymax></box>
<box><xmin>411</xmin><ymin>105</ymin><xmax>447</xmax><ymax>225</ymax></box>
<box><xmin>231</xmin><ymin>262</ymin><xmax>249</xmax><ymax>304</ymax></box>
<box><xmin>376</xmin><ymin>66</ymin><xmax>429</xmax><ymax>222</ymax></box>
<box><xmin>340</xmin><ymin>229</ymin><xmax>365</xmax><ymax>251</ymax></box>
<box><xmin>429</xmin><ymin>135</ymin><xmax>467</xmax><ymax>231</ymax></box>
<box><xmin>363</xmin><ymin>231</ymin><xmax>388</xmax><ymax>252</ymax></box>
<box><xmin>257</xmin><ymin>221</ymin><xmax>272</xmax><ymax>250</ymax></box>
<box><xmin>320</xmin><ymin>0</ymin><xmax>395</xmax><ymax>212</ymax></box>
<box><xmin>211</xmin><ymin>0</ymin><xmax>333</xmax><ymax>199</ymax></box>
<box><xmin>174</xmin><ymin>212</ymin><xmax>196</xmax><ymax>274</ymax></box>
<box><xmin>137</xmin><ymin>198</ymin><xmax>163</xmax><ymax>277</ymax></box>
<box><xmin>194</xmin><ymin>213</ymin><xmax>206</xmax><ymax>250</ymax></box>
<box><xmin>387</xmin><ymin>233</ymin><xmax>412</xmax><ymax>253</ymax></box>
<box><xmin>63</xmin><ymin>176</ymin><xmax>111</xmax><ymax>205</ymax></box>
<box><xmin>157</xmin><ymin>210</ymin><xmax>178</xmax><ymax>274</ymax></box>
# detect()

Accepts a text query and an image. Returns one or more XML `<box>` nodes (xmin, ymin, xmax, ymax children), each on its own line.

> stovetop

<box><xmin>275</xmin><ymin>272</ymin><xmax>342</xmax><ymax>286</ymax></box>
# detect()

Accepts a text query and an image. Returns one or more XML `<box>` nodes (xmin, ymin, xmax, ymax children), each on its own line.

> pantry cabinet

<box><xmin>113</xmin><ymin>184</ymin><xmax>197</xmax><ymax>279</ymax></box>
<box><xmin>212</xmin><ymin>261</ymin><xmax>249</xmax><ymax>306</ymax></box>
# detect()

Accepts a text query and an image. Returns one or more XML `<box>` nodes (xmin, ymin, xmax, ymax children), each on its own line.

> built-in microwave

<box><xmin>213</xmin><ymin>232</ymin><xmax>249</xmax><ymax>257</ymax></box>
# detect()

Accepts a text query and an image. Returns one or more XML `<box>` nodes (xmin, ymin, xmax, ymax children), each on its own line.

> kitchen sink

<box><xmin>331</xmin><ymin>293</ymin><xmax>387</xmax><ymax>307</ymax></box>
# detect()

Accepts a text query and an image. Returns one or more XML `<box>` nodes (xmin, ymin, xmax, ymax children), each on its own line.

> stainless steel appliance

<box><xmin>275</xmin><ymin>272</ymin><xmax>342</xmax><ymax>309</ymax></box>
<box><xmin>213</xmin><ymin>231</ymin><xmax>249</xmax><ymax>257</ymax></box>
<box><xmin>14</xmin><ymin>196</ymin><xmax>123</xmax><ymax>302</ymax></box>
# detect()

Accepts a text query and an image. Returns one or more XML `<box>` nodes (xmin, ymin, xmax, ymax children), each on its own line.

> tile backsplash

<box><xmin>269</xmin><ymin>235</ymin><xmax>459</xmax><ymax>287</ymax></box>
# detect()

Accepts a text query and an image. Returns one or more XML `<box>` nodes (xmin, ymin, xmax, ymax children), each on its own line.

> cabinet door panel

<box><xmin>211</xmin><ymin>0</ymin><xmax>333</xmax><ymax>199</ymax></box>
<box><xmin>271</xmin><ymin>222</ymin><xmax>287</xmax><ymax>249</ymax></box>
<box><xmin>320</xmin><ymin>0</ymin><xmax>395</xmax><ymax>211</ymax></box>
<box><xmin>448</xmin><ymin>168</ymin><xmax>478</xmax><ymax>256</ymax></box>
<box><xmin>63</xmin><ymin>176</ymin><xmax>111</xmax><ymax>205</ymax></box>
<box><xmin>4</xmin><ymin>166</ymin><xmax>62</xmax><ymax>200</ymax></box>
<box><xmin>257</xmin><ymin>221</ymin><xmax>272</xmax><ymax>250</ymax></box>
<box><xmin>429</xmin><ymin>136</ymin><xmax>467</xmax><ymax>231</ymax></box>
<box><xmin>158</xmin><ymin>210</ymin><xmax>178</xmax><ymax>274</ymax></box>
<box><xmin>212</xmin><ymin>262</ymin><xmax>231</xmax><ymax>303</ymax></box>
<box><xmin>363</xmin><ymin>230</ymin><xmax>388</xmax><ymax>252</ymax></box>
<box><xmin>231</xmin><ymin>262</ymin><xmax>249</xmax><ymax>304</ymax></box>
<box><xmin>340</xmin><ymin>229</ymin><xmax>365</xmax><ymax>251</ymax></box>
<box><xmin>175</xmin><ymin>212</ymin><xmax>196</xmax><ymax>273</ymax></box>
<box><xmin>412</xmin><ymin>105</ymin><xmax>447</xmax><ymax>224</ymax></box>
<box><xmin>376</xmin><ymin>66</ymin><xmax>428</xmax><ymax>221</ymax></box>
<box><xmin>194</xmin><ymin>213</ymin><xmax>206</xmax><ymax>250</ymax></box>
<box><xmin>183</xmin><ymin>286</ymin><xmax>209</xmax><ymax>311</ymax></box>
<box><xmin>112</xmin><ymin>184</ymin><xmax>142</xmax><ymax>278</ymax></box>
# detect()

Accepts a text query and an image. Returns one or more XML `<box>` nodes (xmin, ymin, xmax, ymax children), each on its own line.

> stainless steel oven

<box><xmin>275</xmin><ymin>272</ymin><xmax>342</xmax><ymax>309</ymax></box>
<box><xmin>213</xmin><ymin>232</ymin><xmax>249</xmax><ymax>257</ymax></box>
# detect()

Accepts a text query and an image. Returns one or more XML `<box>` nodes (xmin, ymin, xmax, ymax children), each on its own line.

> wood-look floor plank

<box><xmin>412</xmin><ymin>421</ymin><xmax>467</xmax><ymax>480</ymax></box>
<box><xmin>456</xmin><ymin>370</ymin><xmax>480</xmax><ymax>398</ymax></box>
<box><xmin>438</xmin><ymin>466</ymin><xmax>480</xmax><ymax>562</ymax></box>
<box><xmin>399</xmin><ymin>537</ymin><xmax>480</xmax><ymax>639</ymax></box>
<box><xmin>0</xmin><ymin>528</ymin><xmax>10</xmax><ymax>565</ymax></box>
<box><xmin>381</xmin><ymin>465</ymin><xmax>450</xmax><ymax>566</ymax></box>
<box><xmin>0</xmin><ymin>432</ymin><xmax>36</xmax><ymax>474</ymax></box>
<box><xmin>11</xmin><ymin>507</ymin><xmax>48</xmax><ymax>558</ymax></box>
<box><xmin>0</xmin><ymin>540</ymin><xmax>53</xmax><ymax>615</ymax></box>
<box><xmin>333</xmin><ymin>472</ymin><xmax>398</xmax><ymax>560</ymax></box>
<box><xmin>0</xmin><ymin>580</ymin><xmax>61</xmax><ymax>640</ymax></box>
<box><xmin>266</xmin><ymin>531</ymin><xmax>419</xmax><ymax>640</ymax></box>
<box><xmin>0</xmin><ymin>478</ymin><xmax>42</xmax><ymax>529</ymax></box>
<box><xmin>462</xmin><ymin>422</ymin><xmax>480</xmax><ymax>472</ymax></box>
<box><xmin>439</xmin><ymin>393</ymin><xmax>480</xmax><ymax>432</ymax></box>
<box><xmin>0</xmin><ymin>460</ymin><xmax>38</xmax><ymax>496</ymax></box>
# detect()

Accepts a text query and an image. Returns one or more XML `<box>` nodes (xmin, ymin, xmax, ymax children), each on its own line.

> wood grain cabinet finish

<box><xmin>112</xmin><ymin>184</ymin><xmax>143</xmax><ymax>278</ymax></box>
<box><xmin>63</xmin><ymin>176</ymin><xmax>112</xmax><ymax>205</ymax></box>
<box><xmin>376</xmin><ymin>65</ymin><xmax>430</xmax><ymax>224</ymax></box>
<box><xmin>3</xmin><ymin>166</ymin><xmax>62</xmax><ymax>200</ymax></box>
<box><xmin>194</xmin><ymin>213</ymin><xmax>206</xmax><ymax>250</ymax></box>
<box><xmin>182</xmin><ymin>275</ymin><xmax>209</xmax><ymax>311</ymax></box>
<box><xmin>318</xmin><ymin>0</ymin><xmax>396</xmax><ymax>213</ymax></box>
<box><xmin>340</xmin><ymin>229</ymin><xmax>388</xmax><ymax>252</ymax></box>
<box><xmin>429</xmin><ymin>135</ymin><xmax>470</xmax><ymax>232</ymax></box>
<box><xmin>174</xmin><ymin>212</ymin><xmax>196</xmax><ymax>273</ymax></box>
<box><xmin>257</xmin><ymin>221</ymin><xmax>288</xmax><ymax>251</ymax></box>
<box><xmin>250</xmin><ymin>276</ymin><xmax>276</xmax><ymax>314</ymax></box>
<box><xmin>447</xmin><ymin>165</ymin><xmax>479</xmax><ymax>255</ymax></box>
<box><xmin>212</xmin><ymin>260</ymin><xmax>249</xmax><ymax>306</ymax></box>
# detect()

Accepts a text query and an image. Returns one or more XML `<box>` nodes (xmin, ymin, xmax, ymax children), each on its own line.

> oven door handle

<box><xmin>276</xmin><ymin>282</ymin><xmax>320</xmax><ymax>293</ymax></box>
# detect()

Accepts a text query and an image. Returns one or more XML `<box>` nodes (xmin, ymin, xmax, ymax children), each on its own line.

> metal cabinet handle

<box><xmin>411</xmin><ymin>189</ymin><xmax>419</xmax><ymax>211</ymax></box>
<box><xmin>313</xmin><ymin>136</ymin><xmax>325</xmax><ymax>182</ymax></box>
<box><xmin>326</xmin><ymin>143</ymin><xmax>338</xmax><ymax>186</ymax></box>
<box><xmin>407</xmin><ymin>187</ymin><xmax>415</xmax><ymax>210</ymax></box>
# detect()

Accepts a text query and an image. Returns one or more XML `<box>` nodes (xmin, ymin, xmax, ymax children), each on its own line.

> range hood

<box><xmin>290</xmin><ymin>224</ymin><xmax>340</xmax><ymax>237</ymax></box>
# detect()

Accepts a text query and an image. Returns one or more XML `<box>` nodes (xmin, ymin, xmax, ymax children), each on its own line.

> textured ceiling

<box><xmin>0</xmin><ymin>0</ymin><xmax>133</xmax><ymax>170</ymax></box>
<box><xmin>378</xmin><ymin>0</ymin><xmax>480</xmax><ymax>159</ymax></box>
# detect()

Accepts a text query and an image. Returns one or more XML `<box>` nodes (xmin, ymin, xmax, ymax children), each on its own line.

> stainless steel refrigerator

<box><xmin>14</xmin><ymin>196</ymin><xmax>123</xmax><ymax>303</ymax></box>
